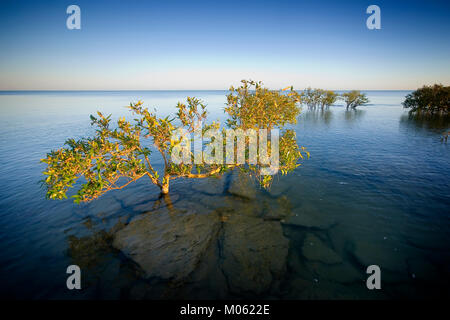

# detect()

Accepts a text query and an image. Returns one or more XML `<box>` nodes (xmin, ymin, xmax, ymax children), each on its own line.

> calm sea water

<box><xmin>0</xmin><ymin>90</ymin><xmax>449</xmax><ymax>299</ymax></box>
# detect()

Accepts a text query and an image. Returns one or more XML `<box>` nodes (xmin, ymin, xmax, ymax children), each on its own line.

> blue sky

<box><xmin>0</xmin><ymin>0</ymin><xmax>449</xmax><ymax>90</ymax></box>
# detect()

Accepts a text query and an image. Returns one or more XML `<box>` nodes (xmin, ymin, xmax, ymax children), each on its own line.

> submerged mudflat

<box><xmin>0</xmin><ymin>90</ymin><xmax>449</xmax><ymax>299</ymax></box>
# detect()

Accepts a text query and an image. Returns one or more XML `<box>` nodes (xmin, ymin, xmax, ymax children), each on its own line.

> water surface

<box><xmin>0</xmin><ymin>90</ymin><xmax>449</xmax><ymax>299</ymax></box>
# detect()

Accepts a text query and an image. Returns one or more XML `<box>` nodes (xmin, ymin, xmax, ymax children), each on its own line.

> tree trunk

<box><xmin>161</xmin><ymin>175</ymin><xmax>170</xmax><ymax>194</ymax></box>
<box><xmin>161</xmin><ymin>179</ymin><xmax>169</xmax><ymax>194</ymax></box>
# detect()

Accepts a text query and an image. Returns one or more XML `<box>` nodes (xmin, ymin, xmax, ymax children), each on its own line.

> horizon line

<box><xmin>0</xmin><ymin>89</ymin><xmax>415</xmax><ymax>92</ymax></box>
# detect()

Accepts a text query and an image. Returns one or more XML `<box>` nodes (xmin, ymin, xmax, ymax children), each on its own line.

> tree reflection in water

<box><xmin>343</xmin><ymin>109</ymin><xmax>365</xmax><ymax>124</ymax></box>
<box><xmin>400</xmin><ymin>111</ymin><xmax>450</xmax><ymax>134</ymax></box>
<box><xmin>303</xmin><ymin>109</ymin><xmax>334</xmax><ymax>126</ymax></box>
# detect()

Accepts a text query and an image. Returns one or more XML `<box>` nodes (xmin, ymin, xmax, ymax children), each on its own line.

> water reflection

<box><xmin>343</xmin><ymin>109</ymin><xmax>366</xmax><ymax>124</ymax></box>
<box><xmin>399</xmin><ymin>111</ymin><xmax>450</xmax><ymax>133</ymax></box>
<box><xmin>303</xmin><ymin>109</ymin><xmax>334</xmax><ymax>126</ymax></box>
<box><xmin>302</xmin><ymin>108</ymin><xmax>367</xmax><ymax>127</ymax></box>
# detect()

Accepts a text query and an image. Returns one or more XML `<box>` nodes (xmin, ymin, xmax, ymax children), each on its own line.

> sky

<box><xmin>0</xmin><ymin>0</ymin><xmax>449</xmax><ymax>90</ymax></box>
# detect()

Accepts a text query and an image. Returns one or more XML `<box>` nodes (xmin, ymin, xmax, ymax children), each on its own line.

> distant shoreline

<box><xmin>0</xmin><ymin>89</ymin><xmax>414</xmax><ymax>93</ymax></box>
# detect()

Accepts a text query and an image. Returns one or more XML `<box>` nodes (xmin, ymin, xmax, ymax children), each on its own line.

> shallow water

<box><xmin>0</xmin><ymin>90</ymin><xmax>449</xmax><ymax>299</ymax></box>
